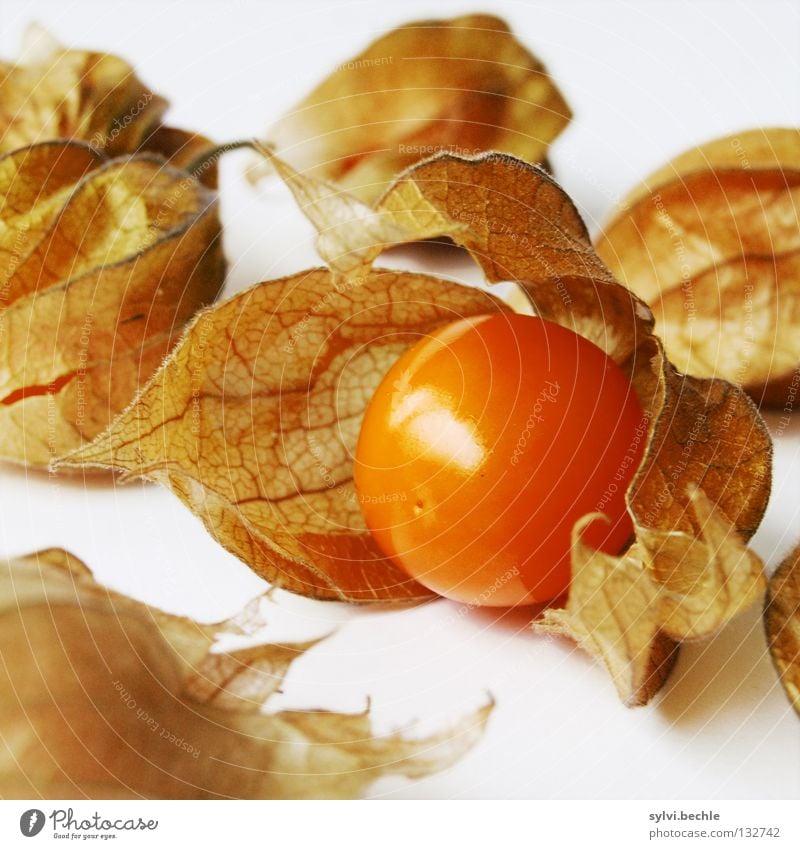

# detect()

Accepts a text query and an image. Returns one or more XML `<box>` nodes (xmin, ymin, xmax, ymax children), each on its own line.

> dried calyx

<box><xmin>0</xmin><ymin>548</ymin><xmax>491</xmax><ymax>798</ymax></box>
<box><xmin>60</xmin><ymin>150</ymin><xmax>772</xmax><ymax>706</ymax></box>
<box><xmin>0</xmin><ymin>141</ymin><xmax>224</xmax><ymax>466</ymax></box>
<box><xmin>252</xmin><ymin>13</ymin><xmax>571</xmax><ymax>201</ymax></box>
<box><xmin>0</xmin><ymin>29</ymin><xmax>228</xmax><ymax>467</ymax></box>
<box><xmin>0</xmin><ymin>24</ymin><xmax>220</xmax><ymax>181</ymax></box>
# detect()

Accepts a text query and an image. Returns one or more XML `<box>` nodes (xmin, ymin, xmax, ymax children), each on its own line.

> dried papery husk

<box><xmin>0</xmin><ymin>140</ymin><xmax>225</xmax><ymax>466</ymax></box>
<box><xmin>595</xmin><ymin>128</ymin><xmax>800</xmax><ymax>406</ymax></box>
<box><xmin>254</xmin><ymin>13</ymin><xmax>571</xmax><ymax>201</ymax></box>
<box><xmin>58</xmin><ymin>268</ymin><xmax>509</xmax><ymax>601</ymax></box>
<box><xmin>0</xmin><ymin>24</ymin><xmax>220</xmax><ymax>185</ymax></box>
<box><xmin>0</xmin><ymin>548</ymin><xmax>492</xmax><ymax>798</ymax></box>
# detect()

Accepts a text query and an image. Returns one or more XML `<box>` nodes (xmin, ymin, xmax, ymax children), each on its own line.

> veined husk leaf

<box><xmin>0</xmin><ymin>549</ymin><xmax>492</xmax><ymax>798</ymax></box>
<box><xmin>595</xmin><ymin>128</ymin><xmax>800</xmax><ymax>405</ymax></box>
<box><xmin>252</xmin><ymin>150</ymin><xmax>772</xmax><ymax>704</ymax></box>
<box><xmin>540</xmin><ymin>489</ymin><xmax>765</xmax><ymax>705</ymax></box>
<box><xmin>58</xmin><ymin>268</ymin><xmax>508</xmax><ymax>601</ymax></box>
<box><xmin>0</xmin><ymin>140</ymin><xmax>225</xmax><ymax>466</ymax></box>
<box><xmin>0</xmin><ymin>24</ymin><xmax>219</xmax><ymax>185</ymax></box>
<box><xmin>765</xmin><ymin>542</ymin><xmax>800</xmax><ymax>716</ymax></box>
<box><xmin>254</xmin><ymin>13</ymin><xmax>571</xmax><ymax>202</ymax></box>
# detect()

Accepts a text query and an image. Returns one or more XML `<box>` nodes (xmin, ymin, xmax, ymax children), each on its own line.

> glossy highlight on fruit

<box><xmin>354</xmin><ymin>313</ymin><xmax>647</xmax><ymax>606</ymax></box>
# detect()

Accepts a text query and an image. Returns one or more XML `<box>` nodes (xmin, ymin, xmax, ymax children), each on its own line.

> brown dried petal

<box><xmin>0</xmin><ymin>141</ymin><xmax>224</xmax><ymax>466</ymax></box>
<box><xmin>58</xmin><ymin>268</ymin><xmax>508</xmax><ymax>601</ymax></box>
<box><xmin>0</xmin><ymin>549</ymin><xmax>491</xmax><ymax>798</ymax></box>
<box><xmin>537</xmin><ymin>535</ymin><xmax>678</xmax><ymax>708</ymax></box>
<box><xmin>765</xmin><ymin>543</ymin><xmax>800</xmax><ymax>716</ymax></box>
<box><xmin>266</xmin><ymin>150</ymin><xmax>771</xmax><ymax>703</ymax></box>
<box><xmin>539</xmin><ymin>490</ymin><xmax>765</xmax><ymax>706</ymax></box>
<box><xmin>257</xmin><ymin>14</ymin><xmax>571</xmax><ymax>201</ymax></box>
<box><xmin>595</xmin><ymin>128</ymin><xmax>800</xmax><ymax>402</ymax></box>
<box><xmin>0</xmin><ymin>26</ymin><xmax>219</xmax><ymax>186</ymax></box>
<box><xmin>0</xmin><ymin>25</ymin><xmax>167</xmax><ymax>155</ymax></box>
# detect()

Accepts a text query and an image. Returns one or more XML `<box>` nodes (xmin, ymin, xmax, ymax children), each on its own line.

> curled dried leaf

<box><xmin>256</xmin><ymin>13</ymin><xmax>571</xmax><ymax>201</ymax></box>
<box><xmin>0</xmin><ymin>549</ymin><xmax>492</xmax><ymax>798</ymax></box>
<box><xmin>0</xmin><ymin>25</ymin><xmax>219</xmax><ymax>186</ymax></box>
<box><xmin>765</xmin><ymin>543</ymin><xmax>800</xmax><ymax>716</ymax></box>
<box><xmin>58</xmin><ymin>268</ymin><xmax>508</xmax><ymax>601</ymax></box>
<box><xmin>0</xmin><ymin>140</ymin><xmax>225</xmax><ymax>466</ymax></box>
<box><xmin>0</xmin><ymin>24</ymin><xmax>165</xmax><ymax>155</ymax></box>
<box><xmin>540</xmin><ymin>489</ymin><xmax>765</xmax><ymax>706</ymax></box>
<box><xmin>595</xmin><ymin>128</ymin><xmax>800</xmax><ymax>404</ymax></box>
<box><xmin>263</xmin><ymin>150</ymin><xmax>771</xmax><ymax>703</ymax></box>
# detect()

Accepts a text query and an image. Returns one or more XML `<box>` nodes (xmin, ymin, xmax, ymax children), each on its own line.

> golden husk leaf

<box><xmin>765</xmin><ymin>543</ymin><xmax>800</xmax><ymax>716</ymax></box>
<box><xmin>0</xmin><ymin>549</ymin><xmax>492</xmax><ymax>798</ymax></box>
<box><xmin>256</xmin><ymin>13</ymin><xmax>571</xmax><ymax>201</ymax></box>
<box><xmin>595</xmin><ymin>128</ymin><xmax>800</xmax><ymax>405</ymax></box>
<box><xmin>58</xmin><ymin>268</ymin><xmax>508</xmax><ymax>601</ymax></box>
<box><xmin>541</xmin><ymin>489</ymin><xmax>765</xmax><ymax>705</ymax></box>
<box><xmin>0</xmin><ymin>140</ymin><xmax>225</xmax><ymax>466</ymax></box>
<box><xmin>0</xmin><ymin>25</ymin><xmax>220</xmax><ymax>186</ymax></box>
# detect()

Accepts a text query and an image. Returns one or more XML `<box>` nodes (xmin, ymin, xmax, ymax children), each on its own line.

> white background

<box><xmin>0</xmin><ymin>0</ymin><xmax>799</xmax><ymax>799</ymax></box>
